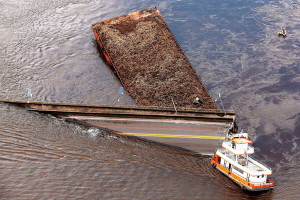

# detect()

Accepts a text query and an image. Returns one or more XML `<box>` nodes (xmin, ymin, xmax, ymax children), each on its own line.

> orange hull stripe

<box><xmin>211</xmin><ymin>160</ymin><xmax>273</xmax><ymax>189</ymax></box>
<box><xmin>93</xmin><ymin>29</ymin><xmax>100</xmax><ymax>41</ymax></box>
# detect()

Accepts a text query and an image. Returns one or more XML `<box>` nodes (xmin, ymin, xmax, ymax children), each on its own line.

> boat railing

<box><xmin>222</xmin><ymin>141</ymin><xmax>254</xmax><ymax>154</ymax></box>
<box><xmin>250</xmin><ymin>180</ymin><xmax>274</xmax><ymax>187</ymax></box>
<box><xmin>218</xmin><ymin>148</ymin><xmax>227</xmax><ymax>154</ymax></box>
<box><xmin>247</xmin><ymin>145</ymin><xmax>254</xmax><ymax>151</ymax></box>
<box><xmin>218</xmin><ymin>148</ymin><xmax>230</xmax><ymax>156</ymax></box>
<box><xmin>237</xmin><ymin>158</ymin><xmax>247</xmax><ymax>166</ymax></box>
<box><xmin>218</xmin><ymin>148</ymin><xmax>236</xmax><ymax>161</ymax></box>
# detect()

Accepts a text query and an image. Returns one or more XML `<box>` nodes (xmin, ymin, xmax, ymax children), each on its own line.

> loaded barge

<box><xmin>92</xmin><ymin>7</ymin><xmax>218</xmax><ymax>110</ymax></box>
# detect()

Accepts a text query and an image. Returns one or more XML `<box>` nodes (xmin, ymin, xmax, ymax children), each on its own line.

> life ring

<box><xmin>212</xmin><ymin>162</ymin><xmax>216</xmax><ymax>168</ymax></box>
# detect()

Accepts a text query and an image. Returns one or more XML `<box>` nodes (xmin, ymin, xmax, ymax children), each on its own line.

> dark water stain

<box><xmin>258</xmin><ymin>74</ymin><xmax>299</xmax><ymax>93</ymax></box>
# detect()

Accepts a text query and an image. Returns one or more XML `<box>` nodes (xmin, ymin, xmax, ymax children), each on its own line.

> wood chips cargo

<box><xmin>92</xmin><ymin>7</ymin><xmax>218</xmax><ymax>110</ymax></box>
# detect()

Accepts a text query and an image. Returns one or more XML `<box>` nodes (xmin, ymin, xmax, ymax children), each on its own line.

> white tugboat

<box><xmin>211</xmin><ymin>124</ymin><xmax>274</xmax><ymax>191</ymax></box>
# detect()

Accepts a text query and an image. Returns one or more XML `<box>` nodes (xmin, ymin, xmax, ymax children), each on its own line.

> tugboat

<box><xmin>211</xmin><ymin>124</ymin><xmax>274</xmax><ymax>191</ymax></box>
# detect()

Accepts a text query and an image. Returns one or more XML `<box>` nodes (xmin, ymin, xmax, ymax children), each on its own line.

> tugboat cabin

<box><xmin>211</xmin><ymin>131</ymin><xmax>274</xmax><ymax>191</ymax></box>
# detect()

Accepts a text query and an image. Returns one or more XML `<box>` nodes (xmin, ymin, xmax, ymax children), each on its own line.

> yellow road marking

<box><xmin>116</xmin><ymin>132</ymin><xmax>225</xmax><ymax>140</ymax></box>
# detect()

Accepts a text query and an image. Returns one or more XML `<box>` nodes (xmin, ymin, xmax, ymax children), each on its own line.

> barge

<box><xmin>91</xmin><ymin>7</ymin><xmax>218</xmax><ymax>110</ymax></box>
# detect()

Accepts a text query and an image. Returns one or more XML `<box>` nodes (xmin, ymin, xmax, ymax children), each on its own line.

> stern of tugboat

<box><xmin>247</xmin><ymin>179</ymin><xmax>274</xmax><ymax>191</ymax></box>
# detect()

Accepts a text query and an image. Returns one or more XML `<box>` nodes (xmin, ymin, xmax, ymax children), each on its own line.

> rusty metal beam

<box><xmin>1</xmin><ymin>100</ymin><xmax>235</xmax><ymax>123</ymax></box>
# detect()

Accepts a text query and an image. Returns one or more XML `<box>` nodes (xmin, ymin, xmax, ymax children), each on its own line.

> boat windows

<box><xmin>233</xmin><ymin>166</ymin><xmax>244</xmax><ymax>175</ymax></box>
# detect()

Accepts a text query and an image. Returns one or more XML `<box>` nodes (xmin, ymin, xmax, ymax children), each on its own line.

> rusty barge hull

<box><xmin>92</xmin><ymin>7</ymin><xmax>218</xmax><ymax>110</ymax></box>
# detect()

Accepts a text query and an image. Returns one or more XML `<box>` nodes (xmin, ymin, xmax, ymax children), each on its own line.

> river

<box><xmin>0</xmin><ymin>0</ymin><xmax>299</xmax><ymax>199</ymax></box>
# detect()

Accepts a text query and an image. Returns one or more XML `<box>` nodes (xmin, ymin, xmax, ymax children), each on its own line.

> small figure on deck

<box><xmin>193</xmin><ymin>97</ymin><xmax>204</xmax><ymax>105</ymax></box>
<box><xmin>278</xmin><ymin>26</ymin><xmax>286</xmax><ymax>37</ymax></box>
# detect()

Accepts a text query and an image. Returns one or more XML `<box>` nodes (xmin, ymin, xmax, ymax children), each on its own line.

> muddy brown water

<box><xmin>0</xmin><ymin>0</ymin><xmax>299</xmax><ymax>199</ymax></box>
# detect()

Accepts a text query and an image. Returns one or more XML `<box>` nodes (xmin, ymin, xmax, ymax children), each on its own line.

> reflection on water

<box><xmin>0</xmin><ymin>0</ymin><xmax>299</xmax><ymax>199</ymax></box>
